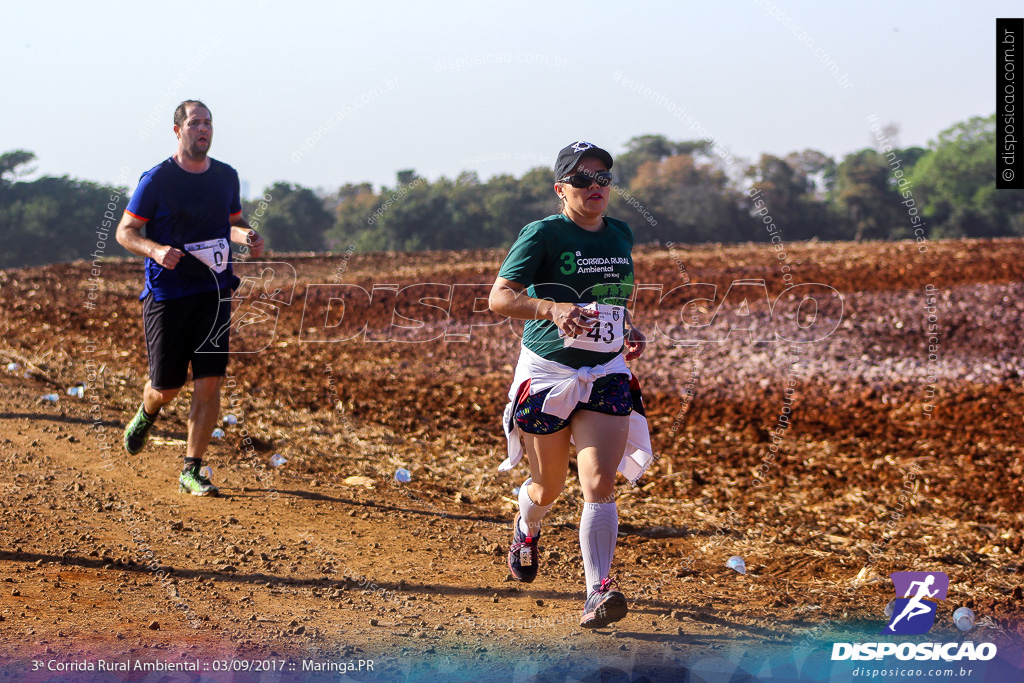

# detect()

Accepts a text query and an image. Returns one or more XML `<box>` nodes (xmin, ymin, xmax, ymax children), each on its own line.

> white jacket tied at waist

<box><xmin>499</xmin><ymin>345</ymin><xmax>654</xmax><ymax>485</ymax></box>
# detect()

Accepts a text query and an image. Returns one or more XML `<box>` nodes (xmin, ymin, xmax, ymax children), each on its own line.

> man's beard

<box><xmin>183</xmin><ymin>139</ymin><xmax>209</xmax><ymax>161</ymax></box>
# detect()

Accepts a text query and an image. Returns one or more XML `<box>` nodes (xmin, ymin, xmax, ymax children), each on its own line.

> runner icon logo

<box><xmin>883</xmin><ymin>571</ymin><xmax>949</xmax><ymax>635</ymax></box>
<box><xmin>197</xmin><ymin>261</ymin><xmax>297</xmax><ymax>354</ymax></box>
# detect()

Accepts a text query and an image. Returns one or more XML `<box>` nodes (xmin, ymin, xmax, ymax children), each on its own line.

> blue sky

<box><xmin>0</xmin><ymin>0</ymin><xmax>1013</xmax><ymax>197</ymax></box>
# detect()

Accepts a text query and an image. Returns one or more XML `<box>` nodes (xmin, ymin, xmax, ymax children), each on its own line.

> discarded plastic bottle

<box><xmin>211</xmin><ymin>428</ymin><xmax>225</xmax><ymax>439</ymax></box>
<box><xmin>41</xmin><ymin>394</ymin><xmax>59</xmax><ymax>403</ymax></box>
<box><xmin>223</xmin><ymin>414</ymin><xmax>238</xmax><ymax>425</ymax></box>
<box><xmin>512</xmin><ymin>486</ymin><xmax>521</xmax><ymax>497</ymax></box>
<box><xmin>726</xmin><ymin>556</ymin><xmax>746</xmax><ymax>575</ymax></box>
<box><xmin>6</xmin><ymin>362</ymin><xmax>19</xmax><ymax>372</ymax></box>
<box><xmin>66</xmin><ymin>386</ymin><xmax>84</xmax><ymax>398</ymax></box>
<box><xmin>953</xmin><ymin>607</ymin><xmax>975</xmax><ymax>631</ymax></box>
<box><xmin>884</xmin><ymin>599</ymin><xmax>896</xmax><ymax>618</ymax></box>
<box><xmin>199</xmin><ymin>466</ymin><xmax>213</xmax><ymax>480</ymax></box>
<box><xmin>270</xmin><ymin>454</ymin><xmax>287</xmax><ymax>468</ymax></box>
<box><xmin>394</xmin><ymin>468</ymin><xmax>412</xmax><ymax>483</ymax></box>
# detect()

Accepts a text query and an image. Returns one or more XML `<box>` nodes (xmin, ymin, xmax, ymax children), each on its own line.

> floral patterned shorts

<box><xmin>513</xmin><ymin>373</ymin><xmax>633</xmax><ymax>435</ymax></box>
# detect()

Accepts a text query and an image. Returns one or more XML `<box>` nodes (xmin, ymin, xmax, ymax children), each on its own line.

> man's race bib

<box><xmin>184</xmin><ymin>239</ymin><xmax>230</xmax><ymax>273</ymax></box>
<box><xmin>561</xmin><ymin>303</ymin><xmax>626</xmax><ymax>352</ymax></box>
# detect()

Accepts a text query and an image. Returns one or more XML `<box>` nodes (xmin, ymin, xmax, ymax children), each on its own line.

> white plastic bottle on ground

<box><xmin>953</xmin><ymin>607</ymin><xmax>975</xmax><ymax>631</ymax></box>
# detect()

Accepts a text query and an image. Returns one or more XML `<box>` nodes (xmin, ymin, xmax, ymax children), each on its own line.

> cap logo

<box><xmin>571</xmin><ymin>141</ymin><xmax>594</xmax><ymax>154</ymax></box>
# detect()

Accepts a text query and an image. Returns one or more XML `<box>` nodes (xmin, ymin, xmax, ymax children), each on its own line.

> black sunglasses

<box><xmin>559</xmin><ymin>171</ymin><xmax>613</xmax><ymax>188</ymax></box>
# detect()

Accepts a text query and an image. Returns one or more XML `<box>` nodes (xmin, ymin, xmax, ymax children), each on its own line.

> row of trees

<box><xmin>254</xmin><ymin>113</ymin><xmax>1023</xmax><ymax>251</ymax></box>
<box><xmin>2</xmin><ymin>113</ymin><xmax>1022</xmax><ymax>268</ymax></box>
<box><xmin>0</xmin><ymin>151</ymin><xmax>133</xmax><ymax>268</ymax></box>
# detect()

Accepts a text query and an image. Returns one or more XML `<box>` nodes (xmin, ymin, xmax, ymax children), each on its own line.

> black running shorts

<box><xmin>142</xmin><ymin>288</ymin><xmax>232</xmax><ymax>390</ymax></box>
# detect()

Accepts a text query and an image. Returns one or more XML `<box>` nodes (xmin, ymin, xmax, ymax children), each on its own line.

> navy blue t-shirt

<box><xmin>126</xmin><ymin>157</ymin><xmax>242</xmax><ymax>301</ymax></box>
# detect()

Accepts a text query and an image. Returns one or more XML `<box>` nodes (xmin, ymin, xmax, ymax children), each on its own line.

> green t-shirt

<box><xmin>498</xmin><ymin>214</ymin><xmax>635</xmax><ymax>369</ymax></box>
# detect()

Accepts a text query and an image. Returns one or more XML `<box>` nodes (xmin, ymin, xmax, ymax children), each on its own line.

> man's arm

<box><xmin>115</xmin><ymin>212</ymin><xmax>182</xmax><ymax>269</ymax></box>
<box><xmin>229</xmin><ymin>214</ymin><xmax>264</xmax><ymax>258</ymax></box>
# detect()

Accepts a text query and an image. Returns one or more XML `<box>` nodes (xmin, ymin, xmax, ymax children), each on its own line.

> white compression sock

<box><xmin>518</xmin><ymin>478</ymin><xmax>552</xmax><ymax>536</ymax></box>
<box><xmin>580</xmin><ymin>501</ymin><xmax>618</xmax><ymax>594</ymax></box>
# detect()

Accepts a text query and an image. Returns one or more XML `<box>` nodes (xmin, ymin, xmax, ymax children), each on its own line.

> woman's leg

<box><xmin>572</xmin><ymin>410</ymin><xmax>630</xmax><ymax>595</ymax></box>
<box><xmin>508</xmin><ymin>428</ymin><xmax>573</xmax><ymax>583</ymax></box>
<box><xmin>573</xmin><ymin>410</ymin><xmax>629</xmax><ymax>503</ymax></box>
<box><xmin>519</xmin><ymin>428</ymin><xmax>573</xmax><ymax>533</ymax></box>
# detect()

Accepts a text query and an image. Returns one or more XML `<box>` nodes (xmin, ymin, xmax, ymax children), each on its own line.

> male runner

<box><xmin>115</xmin><ymin>99</ymin><xmax>264</xmax><ymax>496</ymax></box>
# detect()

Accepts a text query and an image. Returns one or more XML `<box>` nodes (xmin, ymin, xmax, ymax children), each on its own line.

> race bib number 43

<box><xmin>184</xmin><ymin>239</ymin><xmax>230</xmax><ymax>273</ymax></box>
<box><xmin>561</xmin><ymin>303</ymin><xmax>625</xmax><ymax>352</ymax></box>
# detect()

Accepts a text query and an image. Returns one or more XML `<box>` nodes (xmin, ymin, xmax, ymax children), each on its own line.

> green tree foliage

<box><xmin>908</xmin><ymin>114</ymin><xmax>1024</xmax><ymax>237</ymax></box>
<box><xmin>247</xmin><ymin>182</ymin><xmax>333</xmax><ymax>252</ymax></box>
<box><xmin>627</xmin><ymin>154</ymin><xmax>752</xmax><ymax>243</ymax></box>
<box><xmin>480</xmin><ymin>168</ymin><xmax>557</xmax><ymax>246</ymax></box>
<box><xmin>329</xmin><ymin>168</ymin><xmax>557</xmax><ymax>251</ymax></box>
<box><xmin>785</xmin><ymin>149</ymin><xmax>837</xmax><ymax>198</ymax></box>
<box><xmin>329</xmin><ymin>184</ymin><xmax>383</xmax><ymax>251</ymax></box>
<box><xmin>0</xmin><ymin>150</ymin><xmax>37</xmax><ymax>184</ymax></box>
<box><xmin>6</xmin><ymin>113</ymin><xmax>1024</xmax><ymax>269</ymax></box>
<box><xmin>746</xmin><ymin>152</ymin><xmax>837</xmax><ymax>240</ymax></box>
<box><xmin>614</xmin><ymin>135</ymin><xmax>711</xmax><ymax>188</ymax></box>
<box><xmin>896</xmin><ymin>146</ymin><xmax>928</xmax><ymax>173</ymax></box>
<box><xmin>0</xmin><ymin>151</ymin><xmax>130</xmax><ymax>268</ymax></box>
<box><xmin>833</xmin><ymin>149</ymin><xmax>905</xmax><ymax>241</ymax></box>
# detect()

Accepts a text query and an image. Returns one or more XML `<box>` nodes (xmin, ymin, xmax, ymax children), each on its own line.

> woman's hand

<box><xmin>624</xmin><ymin>324</ymin><xmax>646</xmax><ymax>360</ymax></box>
<box><xmin>550</xmin><ymin>302</ymin><xmax>598</xmax><ymax>338</ymax></box>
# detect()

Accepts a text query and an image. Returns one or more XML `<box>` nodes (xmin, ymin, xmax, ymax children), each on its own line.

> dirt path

<box><xmin>0</xmin><ymin>378</ymin><xmax>798</xmax><ymax>681</ymax></box>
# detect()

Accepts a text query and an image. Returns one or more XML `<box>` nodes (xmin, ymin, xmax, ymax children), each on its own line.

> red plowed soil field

<box><xmin>0</xmin><ymin>238</ymin><xmax>1022</xmax><ymax>679</ymax></box>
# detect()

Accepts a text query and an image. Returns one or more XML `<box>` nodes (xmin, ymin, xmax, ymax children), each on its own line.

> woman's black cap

<box><xmin>554</xmin><ymin>141</ymin><xmax>614</xmax><ymax>180</ymax></box>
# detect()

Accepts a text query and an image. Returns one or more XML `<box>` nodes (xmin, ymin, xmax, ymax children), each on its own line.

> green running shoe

<box><xmin>179</xmin><ymin>467</ymin><xmax>219</xmax><ymax>497</ymax></box>
<box><xmin>123</xmin><ymin>405</ymin><xmax>156</xmax><ymax>454</ymax></box>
